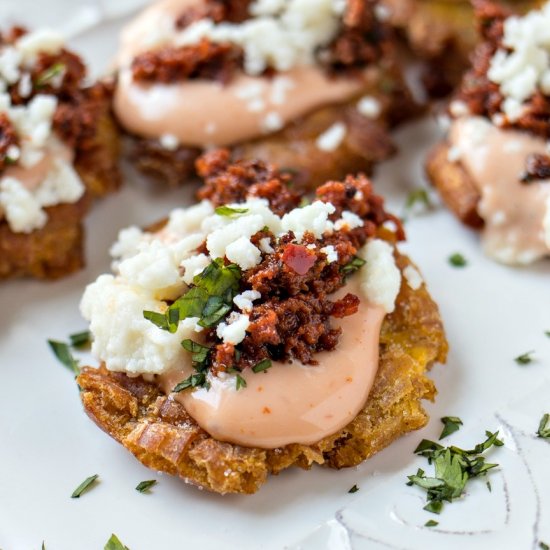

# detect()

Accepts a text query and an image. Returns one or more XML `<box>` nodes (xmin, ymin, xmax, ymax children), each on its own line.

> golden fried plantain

<box><xmin>77</xmin><ymin>252</ymin><xmax>447</xmax><ymax>495</ymax></box>
<box><xmin>425</xmin><ymin>142</ymin><xmax>483</xmax><ymax>228</ymax></box>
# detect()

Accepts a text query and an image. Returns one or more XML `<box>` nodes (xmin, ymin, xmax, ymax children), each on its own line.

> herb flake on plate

<box><xmin>425</xmin><ymin>520</ymin><xmax>438</xmax><ymax>527</ymax></box>
<box><xmin>348</xmin><ymin>484</ymin><xmax>359</xmax><ymax>493</ymax></box>
<box><xmin>439</xmin><ymin>416</ymin><xmax>463</xmax><ymax>440</ymax></box>
<box><xmin>47</xmin><ymin>340</ymin><xmax>80</xmax><ymax>376</ymax></box>
<box><xmin>448</xmin><ymin>253</ymin><xmax>467</xmax><ymax>267</ymax></box>
<box><xmin>104</xmin><ymin>534</ymin><xmax>129</xmax><ymax>550</ymax></box>
<box><xmin>403</xmin><ymin>188</ymin><xmax>432</xmax><ymax>219</ymax></box>
<box><xmin>69</xmin><ymin>330</ymin><xmax>91</xmax><ymax>348</ymax></box>
<box><xmin>342</xmin><ymin>256</ymin><xmax>366</xmax><ymax>276</ymax></box>
<box><xmin>407</xmin><ymin>430</ymin><xmax>503</xmax><ymax>514</ymax></box>
<box><xmin>71</xmin><ymin>474</ymin><xmax>99</xmax><ymax>498</ymax></box>
<box><xmin>135</xmin><ymin>480</ymin><xmax>157</xmax><ymax>493</ymax></box>
<box><xmin>537</xmin><ymin>413</ymin><xmax>550</xmax><ymax>438</ymax></box>
<box><xmin>515</xmin><ymin>350</ymin><xmax>535</xmax><ymax>365</ymax></box>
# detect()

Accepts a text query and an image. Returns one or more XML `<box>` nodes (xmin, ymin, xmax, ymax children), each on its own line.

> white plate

<box><xmin>1</xmin><ymin>3</ymin><xmax>549</xmax><ymax>550</ymax></box>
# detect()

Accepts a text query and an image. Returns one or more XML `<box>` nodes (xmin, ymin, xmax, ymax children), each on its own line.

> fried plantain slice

<box><xmin>77</xmin><ymin>252</ymin><xmax>447</xmax><ymax>495</ymax></box>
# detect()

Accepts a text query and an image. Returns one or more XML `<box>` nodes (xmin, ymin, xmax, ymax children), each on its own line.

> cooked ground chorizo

<box><xmin>196</xmin><ymin>149</ymin><xmax>301</xmax><ymax>216</ymax></box>
<box><xmin>191</xmin><ymin>152</ymin><xmax>404</xmax><ymax>373</ymax></box>
<box><xmin>457</xmin><ymin>0</ymin><xmax>550</xmax><ymax>139</ymax></box>
<box><xmin>0</xmin><ymin>113</ymin><xmax>18</xmax><ymax>172</ymax></box>
<box><xmin>520</xmin><ymin>153</ymin><xmax>550</xmax><ymax>184</ymax></box>
<box><xmin>175</xmin><ymin>0</ymin><xmax>252</xmax><ymax>29</ymax></box>
<box><xmin>131</xmin><ymin>0</ymin><xmax>393</xmax><ymax>84</ymax></box>
<box><xmin>131</xmin><ymin>39</ymin><xmax>243</xmax><ymax>84</ymax></box>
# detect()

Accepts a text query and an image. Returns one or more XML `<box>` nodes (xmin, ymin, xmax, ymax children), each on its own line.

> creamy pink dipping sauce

<box><xmin>113</xmin><ymin>0</ymin><xmax>374</xmax><ymax>147</ymax></box>
<box><xmin>449</xmin><ymin>116</ymin><xmax>550</xmax><ymax>264</ymax></box>
<box><xmin>158</xmin><ymin>279</ymin><xmax>385</xmax><ymax>449</ymax></box>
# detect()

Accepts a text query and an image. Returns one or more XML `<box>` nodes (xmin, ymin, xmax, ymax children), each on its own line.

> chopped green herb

<box><xmin>439</xmin><ymin>416</ymin><xmax>463</xmax><ymax>440</ymax></box>
<box><xmin>540</xmin><ymin>542</ymin><xmax>550</xmax><ymax>550</ymax></box>
<box><xmin>42</xmin><ymin>543</ymin><xmax>46</xmax><ymax>550</ymax></box>
<box><xmin>342</xmin><ymin>256</ymin><xmax>366</xmax><ymax>276</ymax></box>
<box><xmin>537</xmin><ymin>413</ymin><xmax>550</xmax><ymax>438</ymax></box>
<box><xmin>299</xmin><ymin>197</ymin><xmax>310</xmax><ymax>208</ymax></box>
<box><xmin>252</xmin><ymin>359</ymin><xmax>272</xmax><ymax>373</ymax></box>
<box><xmin>69</xmin><ymin>330</ymin><xmax>91</xmax><ymax>348</ymax></box>
<box><xmin>486</xmin><ymin>480</ymin><xmax>492</xmax><ymax>492</ymax></box>
<box><xmin>47</xmin><ymin>340</ymin><xmax>80</xmax><ymax>376</ymax></box>
<box><xmin>181</xmin><ymin>340</ymin><xmax>211</xmax><ymax>364</ymax></box>
<box><xmin>425</xmin><ymin>520</ymin><xmax>439</xmax><ymax>527</ymax></box>
<box><xmin>407</xmin><ymin>430</ymin><xmax>503</xmax><ymax>514</ymax></box>
<box><xmin>515</xmin><ymin>351</ymin><xmax>535</xmax><ymax>365</ymax></box>
<box><xmin>36</xmin><ymin>62</ymin><xmax>65</xmax><ymax>87</ymax></box>
<box><xmin>348</xmin><ymin>484</ymin><xmax>359</xmax><ymax>494</ymax></box>
<box><xmin>104</xmin><ymin>534</ymin><xmax>129</xmax><ymax>550</ymax></box>
<box><xmin>215</xmin><ymin>205</ymin><xmax>249</xmax><ymax>217</ymax></box>
<box><xmin>71</xmin><ymin>474</ymin><xmax>99</xmax><ymax>498</ymax></box>
<box><xmin>135</xmin><ymin>480</ymin><xmax>157</xmax><ymax>493</ymax></box>
<box><xmin>235</xmin><ymin>373</ymin><xmax>247</xmax><ymax>391</ymax></box>
<box><xmin>173</xmin><ymin>372</ymin><xmax>208</xmax><ymax>393</ymax></box>
<box><xmin>544</xmin><ymin>331</ymin><xmax>550</xmax><ymax>338</ymax></box>
<box><xmin>448</xmin><ymin>253</ymin><xmax>467</xmax><ymax>267</ymax></box>
<box><xmin>403</xmin><ymin>188</ymin><xmax>432</xmax><ymax>218</ymax></box>
<box><xmin>145</xmin><ymin>259</ymin><xmax>241</xmax><ymax>333</ymax></box>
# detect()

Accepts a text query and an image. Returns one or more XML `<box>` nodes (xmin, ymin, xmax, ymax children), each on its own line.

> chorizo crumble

<box><xmin>456</xmin><ymin>0</ymin><xmax>550</xmax><ymax>139</ymax></box>
<box><xmin>131</xmin><ymin>0</ymin><xmax>393</xmax><ymax>84</ymax></box>
<box><xmin>157</xmin><ymin>149</ymin><xmax>404</xmax><ymax>379</ymax></box>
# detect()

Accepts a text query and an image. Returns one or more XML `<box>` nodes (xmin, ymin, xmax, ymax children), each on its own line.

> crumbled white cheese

<box><xmin>233</xmin><ymin>290</ymin><xmax>261</xmax><ymax>312</ymax></box>
<box><xmin>316</xmin><ymin>122</ymin><xmax>347</xmax><ymax>151</ymax></box>
<box><xmin>403</xmin><ymin>265</ymin><xmax>423</xmax><ymax>290</ymax></box>
<box><xmin>359</xmin><ymin>239</ymin><xmax>401</xmax><ymax>313</ymax></box>
<box><xmin>320</xmin><ymin>245</ymin><xmax>338</xmax><ymax>263</ymax></box>
<box><xmin>449</xmin><ymin>100</ymin><xmax>470</xmax><ymax>118</ymax></box>
<box><xmin>80</xmin><ymin>274</ymin><xmax>195</xmax><ymax>375</ymax></box>
<box><xmin>16</xmin><ymin>29</ymin><xmax>64</xmax><ymax>63</ymax></box>
<box><xmin>180</xmin><ymin>253</ymin><xmax>210</xmax><ymax>284</ymax></box>
<box><xmin>226</xmin><ymin>235</ymin><xmax>262</xmax><ymax>269</ymax></box>
<box><xmin>281</xmin><ymin>200</ymin><xmax>335</xmax><ymax>239</ymax></box>
<box><xmin>488</xmin><ymin>1</ymin><xmax>550</xmax><ymax>120</ymax></box>
<box><xmin>0</xmin><ymin>47</ymin><xmax>22</xmax><ymax>84</ymax></box>
<box><xmin>173</xmin><ymin>0</ymin><xmax>344</xmax><ymax>75</ymax></box>
<box><xmin>259</xmin><ymin>236</ymin><xmax>274</xmax><ymax>253</ymax></box>
<box><xmin>110</xmin><ymin>226</ymin><xmax>144</xmax><ymax>263</ymax></box>
<box><xmin>0</xmin><ymin>176</ymin><xmax>47</xmax><ymax>233</ymax></box>
<box><xmin>17</xmin><ymin>73</ymin><xmax>32</xmax><ymax>98</ymax></box>
<box><xmin>357</xmin><ymin>96</ymin><xmax>381</xmax><ymax>119</ymax></box>
<box><xmin>334</xmin><ymin>210</ymin><xmax>363</xmax><ymax>230</ymax></box>
<box><xmin>216</xmin><ymin>312</ymin><xmax>250</xmax><ymax>344</ymax></box>
<box><xmin>262</xmin><ymin>111</ymin><xmax>284</xmax><ymax>132</ymax></box>
<box><xmin>6</xmin><ymin>145</ymin><xmax>20</xmax><ymax>162</ymax></box>
<box><xmin>159</xmin><ymin>133</ymin><xmax>179</xmax><ymax>150</ymax></box>
<box><xmin>34</xmin><ymin>158</ymin><xmax>85</xmax><ymax>207</ymax></box>
<box><xmin>118</xmin><ymin>239</ymin><xmax>186</xmax><ymax>300</ymax></box>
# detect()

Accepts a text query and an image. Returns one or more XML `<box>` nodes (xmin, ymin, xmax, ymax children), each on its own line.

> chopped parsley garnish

<box><xmin>135</xmin><ymin>480</ymin><xmax>157</xmax><ymax>493</ymax></box>
<box><xmin>252</xmin><ymin>358</ymin><xmax>272</xmax><ymax>373</ymax></box>
<box><xmin>537</xmin><ymin>413</ymin><xmax>550</xmax><ymax>438</ymax></box>
<box><xmin>71</xmin><ymin>474</ymin><xmax>99</xmax><ymax>498</ymax></box>
<box><xmin>215</xmin><ymin>205</ymin><xmax>249</xmax><ymax>217</ymax></box>
<box><xmin>69</xmin><ymin>330</ymin><xmax>91</xmax><ymax>348</ymax></box>
<box><xmin>403</xmin><ymin>188</ymin><xmax>432</xmax><ymax>218</ymax></box>
<box><xmin>104</xmin><ymin>534</ymin><xmax>129</xmax><ymax>550</ymax></box>
<box><xmin>235</xmin><ymin>373</ymin><xmax>247</xmax><ymax>390</ymax></box>
<box><xmin>144</xmin><ymin>259</ymin><xmax>241</xmax><ymax>332</ymax></box>
<box><xmin>515</xmin><ymin>350</ymin><xmax>535</xmax><ymax>365</ymax></box>
<box><xmin>407</xmin><ymin>430</ymin><xmax>503</xmax><ymax>514</ymax></box>
<box><xmin>425</xmin><ymin>520</ymin><xmax>438</xmax><ymax>527</ymax></box>
<box><xmin>36</xmin><ymin>62</ymin><xmax>65</xmax><ymax>87</ymax></box>
<box><xmin>172</xmin><ymin>340</ymin><xmax>212</xmax><ymax>391</ymax></box>
<box><xmin>439</xmin><ymin>416</ymin><xmax>463</xmax><ymax>440</ymax></box>
<box><xmin>540</xmin><ymin>542</ymin><xmax>550</xmax><ymax>550</ymax></box>
<box><xmin>342</xmin><ymin>256</ymin><xmax>366</xmax><ymax>276</ymax></box>
<box><xmin>545</xmin><ymin>331</ymin><xmax>550</xmax><ymax>338</ymax></box>
<box><xmin>47</xmin><ymin>340</ymin><xmax>80</xmax><ymax>376</ymax></box>
<box><xmin>42</xmin><ymin>543</ymin><xmax>46</xmax><ymax>550</ymax></box>
<box><xmin>173</xmin><ymin>372</ymin><xmax>208</xmax><ymax>393</ymax></box>
<box><xmin>348</xmin><ymin>484</ymin><xmax>359</xmax><ymax>493</ymax></box>
<box><xmin>486</xmin><ymin>480</ymin><xmax>492</xmax><ymax>492</ymax></box>
<box><xmin>448</xmin><ymin>253</ymin><xmax>467</xmax><ymax>267</ymax></box>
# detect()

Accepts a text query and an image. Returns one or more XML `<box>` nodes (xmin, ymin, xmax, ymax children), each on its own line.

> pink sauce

<box><xmin>113</xmin><ymin>0</ymin><xmax>376</xmax><ymax>147</ymax></box>
<box><xmin>450</xmin><ymin>117</ymin><xmax>550</xmax><ymax>264</ymax></box>
<box><xmin>157</xmin><ymin>278</ymin><xmax>385</xmax><ymax>448</ymax></box>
